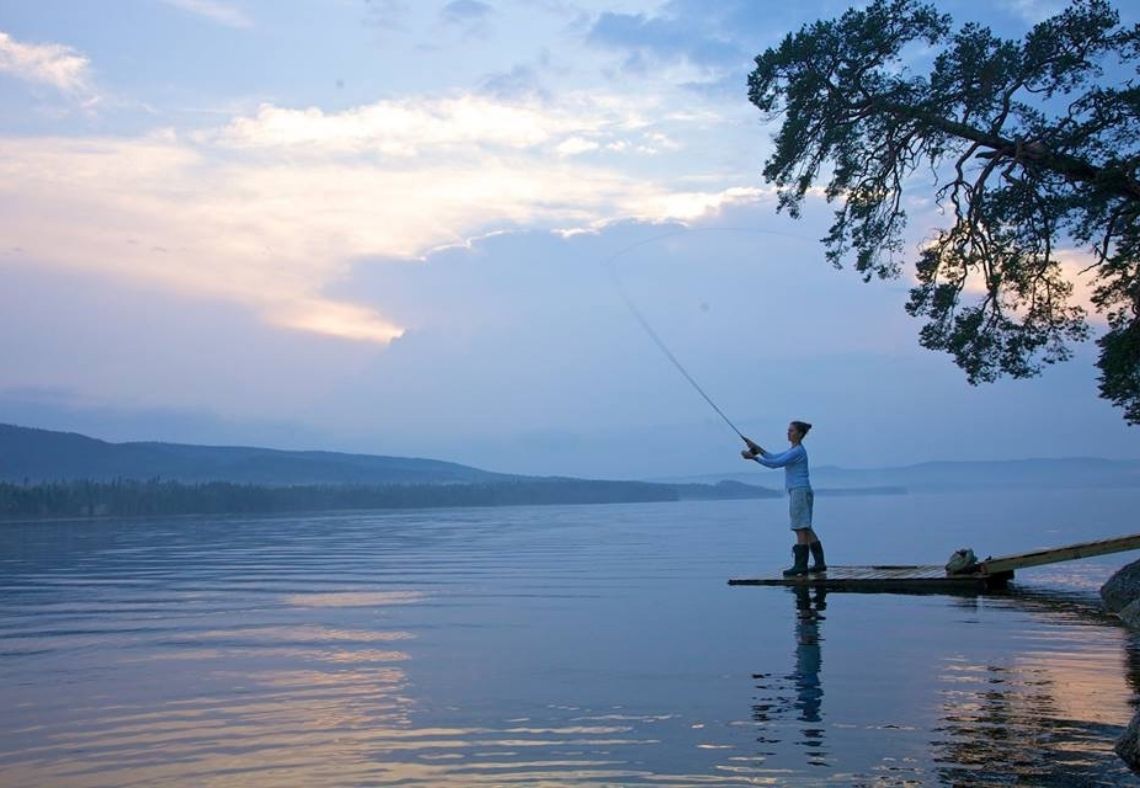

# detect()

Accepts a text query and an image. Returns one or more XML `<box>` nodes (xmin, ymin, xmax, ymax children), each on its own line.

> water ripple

<box><xmin>2</xmin><ymin>497</ymin><xmax>1139</xmax><ymax>784</ymax></box>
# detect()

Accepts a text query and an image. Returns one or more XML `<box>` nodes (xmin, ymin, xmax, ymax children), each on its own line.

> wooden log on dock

<box><xmin>979</xmin><ymin>533</ymin><xmax>1140</xmax><ymax>575</ymax></box>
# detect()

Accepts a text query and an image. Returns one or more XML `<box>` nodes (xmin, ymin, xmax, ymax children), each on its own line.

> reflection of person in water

<box><xmin>792</xmin><ymin>586</ymin><xmax>825</xmax><ymax>743</ymax></box>
<box><xmin>751</xmin><ymin>587</ymin><xmax>829</xmax><ymax>767</ymax></box>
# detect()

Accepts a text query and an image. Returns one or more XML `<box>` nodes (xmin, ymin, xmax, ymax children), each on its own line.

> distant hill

<box><xmin>0</xmin><ymin>424</ymin><xmax>789</xmax><ymax>519</ymax></box>
<box><xmin>667</xmin><ymin>457</ymin><xmax>1140</xmax><ymax>491</ymax></box>
<box><xmin>0</xmin><ymin>423</ymin><xmax>515</xmax><ymax>486</ymax></box>
<box><xmin>10</xmin><ymin>423</ymin><xmax>1135</xmax><ymax>494</ymax></box>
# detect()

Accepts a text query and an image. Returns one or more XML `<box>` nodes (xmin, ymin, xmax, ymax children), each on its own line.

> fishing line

<box><xmin>603</xmin><ymin>226</ymin><xmax>809</xmax><ymax>445</ymax></box>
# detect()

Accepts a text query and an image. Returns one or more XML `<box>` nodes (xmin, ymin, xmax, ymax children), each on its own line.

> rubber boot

<box><xmin>783</xmin><ymin>544</ymin><xmax>810</xmax><ymax>577</ymax></box>
<box><xmin>809</xmin><ymin>541</ymin><xmax>827</xmax><ymax>574</ymax></box>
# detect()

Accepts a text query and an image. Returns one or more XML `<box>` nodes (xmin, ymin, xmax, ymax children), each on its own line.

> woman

<box><xmin>742</xmin><ymin>421</ymin><xmax>826</xmax><ymax>577</ymax></box>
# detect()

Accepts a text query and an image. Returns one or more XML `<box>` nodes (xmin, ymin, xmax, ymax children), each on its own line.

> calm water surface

<box><xmin>3</xmin><ymin>489</ymin><xmax>1140</xmax><ymax>785</ymax></box>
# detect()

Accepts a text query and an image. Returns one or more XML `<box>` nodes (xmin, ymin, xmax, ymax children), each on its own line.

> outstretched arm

<box><xmin>752</xmin><ymin>445</ymin><xmax>805</xmax><ymax>468</ymax></box>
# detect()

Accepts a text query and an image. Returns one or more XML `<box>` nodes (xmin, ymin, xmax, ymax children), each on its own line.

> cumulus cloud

<box><xmin>209</xmin><ymin>93</ymin><xmax>696</xmax><ymax>161</ymax></box>
<box><xmin>0</xmin><ymin>92</ymin><xmax>759</xmax><ymax>345</ymax></box>
<box><xmin>0</xmin><ymin>30</ymin><xmax>94</xmax><ymax>97</ymax></box>
<box><xmin>0</xmin><ymin>135</ymin><xmax>405</xmax><ymax>343</ymax></box>
<box><xmin>214</xmin><ymin>96</ymin><xmax>584</xmax><ymax>155</ymax></box>
<box><xmin>159</xmin><ymin>0</ymin><xmax>253</xmax><ymax>28</ymax></box>
<box><xmin>556</xmin><ymin>136</ymin><xmax>600</xmax><ymax>156</ymax></box>
<box><xmin>628</xmin><ymin>186</ymin><xmax>767</xmax><ymax>222</ymax></box>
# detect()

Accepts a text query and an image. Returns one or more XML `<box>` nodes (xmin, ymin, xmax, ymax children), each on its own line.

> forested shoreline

<box><xmin>0</xmin><ymin>478</ymin><xmax>779</xmax><ymax>521</ymax></box>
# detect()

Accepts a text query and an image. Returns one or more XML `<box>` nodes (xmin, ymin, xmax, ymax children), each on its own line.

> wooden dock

<box><xmin>728</xmin><ymin>533</ymin><xmax>1140</xmax><ymax>593</ymax></box>
<box><xmin>728</xmin><ymin>564</ymin><xmax>1012</xmax><ymax>592</ymax></box>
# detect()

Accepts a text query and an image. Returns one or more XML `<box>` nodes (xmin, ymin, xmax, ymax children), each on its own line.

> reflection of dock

<box><xmin>729</xmin><ymin>533</ymin><xmax>1140</xmax><ymax>593</ymax></box>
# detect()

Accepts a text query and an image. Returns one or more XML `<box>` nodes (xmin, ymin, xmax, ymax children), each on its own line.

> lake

<box><xmin>3</xmin><ymin>488</ymin><xmax>1140</xmax><ymax>785</ymax></box>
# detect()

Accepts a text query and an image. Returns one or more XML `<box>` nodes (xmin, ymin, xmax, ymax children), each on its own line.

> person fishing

<box><xmin>606</xmin><ymin>234</ymin><xmax>827</xmax><ymax>578</ymax></box>
<box><xmin>741</xmin><ymin>421</ymin><xmax>826</xmax><ymax>577</ymax></box>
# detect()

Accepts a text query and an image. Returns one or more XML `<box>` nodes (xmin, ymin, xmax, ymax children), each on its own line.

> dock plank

<box><xmin>729</xmin><ymin>533</ymin><xmax>1140</xmax><ymax>593</ymax></box>
<box><xmin>728</xmin><ymin>565</ymin><xmax>1009</xmax><ymax>592</ymax></box>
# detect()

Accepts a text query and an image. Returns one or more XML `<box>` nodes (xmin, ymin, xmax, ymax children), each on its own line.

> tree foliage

<box><xmin>748</xmin><ymin>0</ymin><xmax>1140</xmax><ymax>421</ymax></box>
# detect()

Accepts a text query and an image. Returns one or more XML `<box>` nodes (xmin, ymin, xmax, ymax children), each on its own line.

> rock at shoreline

<box><xmin>1120</xmin><ymin>598</ymin><xmax>1140</xmax><ymax>630</ymax></box>
<box><xmin>1100</xmin><ymin>558</ymin><xmax>1140</xmax><ymax>614</ymax></box>
<box><xmin>1117</xmin><ymin>712</ymin><xmax>1140</xmax><ymax>772</ymax></box>
<box><xmin>1102</xmin><ymin>559</ymin><xmax>1140</xmax><ymax>772</ymax></box>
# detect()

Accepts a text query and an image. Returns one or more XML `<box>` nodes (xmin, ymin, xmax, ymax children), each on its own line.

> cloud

<box><xmin>159</xmin><ymin>0</ymin><xmax>253</xmax><ymax>28</ymax></box>
<box><xmin>583</xmin><ymin>0</ymin><xmax>778</xmax><ymax>79</ymax></box>
<box><xmin>6</xmin><ymin>204</ymin><xmax>1134</xmax><ymax>476</ymax></box>
<box><xmin>557</xmin><ymin>136</ymin><xmax>600</xmax><ymax>156</ymax></box>
<box><xmin>998</xmin><ymin>0</ymin><xmax>1069</xmax><ymax>23</ymax></box>
<box><xmin>480</xmin><ymin>63</ymin><xmax>547</xmax><ymax>101</ymax></box>
<box><xmin>440</xmin><ymin>0</ymin><xmax>493</xmax><ymax>27</ymax></box>
<box><xmin>0</xmin><ymin>30</ymin><xmax>94</xmax><ymax>96</ymax></box>
<box><xmin>0</xmin><ymin>134</ymin><xmax>403</xmax><ymax>344</ymax></box>
<box><xmin>214</xmin><ymin>96</ymin><xmax>590</xmax><ymax>155</ymax></box>
<box><xmin>632</xmin><ymin>186</ymin><xmax>767</xmax><ymax>221</ymax></box>
<box><xmin>0</xmin><ymin>91</ymin><xmax>759</xmax><ymax>345</ymax></box>
<box><xmin>209</xmin><ymin>92</ymin><xmax>709</xmax><ymax>161</ymax></box>
<box><xmin>589</xmin><ymin>12</ymin><xmax>733</xmax><ymax>67</ymax></box>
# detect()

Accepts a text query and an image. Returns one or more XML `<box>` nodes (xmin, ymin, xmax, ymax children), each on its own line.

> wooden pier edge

<box><xmin>728</xmin><ymin>532</ymin><xmax>1140</xmax><ymax>593</ymax></box>
<box><xmin>727</xmin><ymin>565</ymin><xmax>1013</xmax><ymax>592</ymax></box>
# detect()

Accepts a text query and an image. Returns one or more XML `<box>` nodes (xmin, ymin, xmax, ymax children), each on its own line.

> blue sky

<box><xmin>0</xmin><ymin>0</ymin><xmax>1135</xmax><ymax>478</ymax></box>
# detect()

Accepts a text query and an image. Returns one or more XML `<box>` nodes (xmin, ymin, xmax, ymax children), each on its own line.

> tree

<box><xmin>748</xmin><ymin>0</ymin><xmax>1140</xmax><ymax>422</ymax></box>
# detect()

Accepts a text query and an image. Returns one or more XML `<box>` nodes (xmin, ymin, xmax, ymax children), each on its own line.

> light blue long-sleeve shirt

<box><xmin>753</xmin><ymin>444</ymin><xmax>811</xmax><ymax>490</ymax></box>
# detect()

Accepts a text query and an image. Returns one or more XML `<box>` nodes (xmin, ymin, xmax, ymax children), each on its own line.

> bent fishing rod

<box><xmin>607</xmin><ymin>267</ymin><xmax>748</xmax><ymax>443</ymax></box>
<box><xmin>603</xmin><ymin>228</ymin><xmax>793</xmax><ymax>449</ymax></box>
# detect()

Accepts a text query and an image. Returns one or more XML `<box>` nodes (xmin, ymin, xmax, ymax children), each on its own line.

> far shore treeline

<box><xmin>0</xmin><ymin>478</ymin><xmax>783</xmax><ymax>521</ymax></box>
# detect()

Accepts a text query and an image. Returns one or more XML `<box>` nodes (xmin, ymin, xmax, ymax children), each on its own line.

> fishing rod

<box><xmin>603</xmin><ymin>227</ymin><xmax>797</xmax><ymax>446</ymax></box>
<box><xmin>607</xmin><ymin>263</ymin><xmax>748</xmax><ymax>443</ymax></box>
<box><xmin>603</xmin><ymin>226</ymin><xmax>811</xmax><ymax>447</ymax></box>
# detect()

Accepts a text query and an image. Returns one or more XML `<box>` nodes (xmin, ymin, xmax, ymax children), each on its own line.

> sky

<box><xmin>0</xmin><ymin>0</ymin><xmax>1136</xmax><ymax>479</ymax></box>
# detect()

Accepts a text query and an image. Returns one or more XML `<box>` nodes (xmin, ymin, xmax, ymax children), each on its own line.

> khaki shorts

<box><xmin>788</xmin><ymin>487</ymin><xmax>814</xmax><ymax>530</ymax></box>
